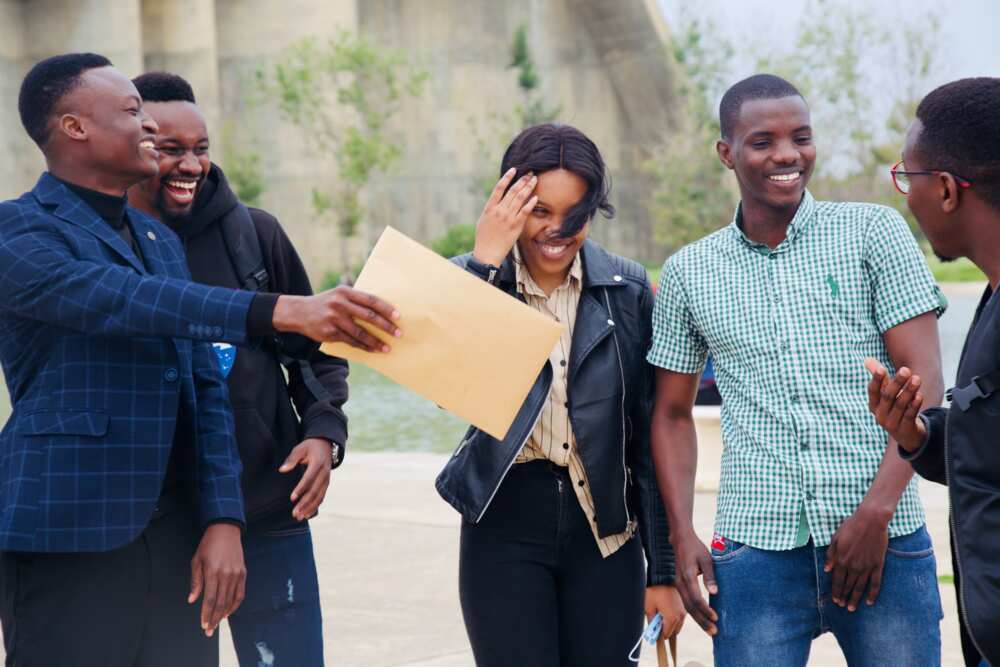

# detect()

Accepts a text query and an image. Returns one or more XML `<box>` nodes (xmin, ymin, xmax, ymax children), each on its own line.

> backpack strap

<box><xmin>947</xmin><ymin>370</ymin><xmax>1000</xmax><ymax>411</ymax></box>
<box><xmin>219</xmin><ymin>203</ymin><xmax>270</xmax><ymax>292</ymax></box>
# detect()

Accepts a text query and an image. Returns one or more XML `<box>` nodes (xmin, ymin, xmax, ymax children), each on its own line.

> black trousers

<box><xmin>0</xmin><ymin>510</ymin><xmax>217</xmax><ymax>667</ymax></box>
<box><xmin>459</xmin><ymin>460</ymin><xmax>645</xmax><ymax>667</ymax></box>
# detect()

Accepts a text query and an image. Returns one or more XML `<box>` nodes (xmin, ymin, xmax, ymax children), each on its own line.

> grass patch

<box><xmin>926</xmin><ymin>255</ymin><xmax>986</xmax><ymax>283</ymax></box>
<box><xmin>647</xmin><ymin>267</ymin><xmax>661</xmax><ymax>287</ymax></box>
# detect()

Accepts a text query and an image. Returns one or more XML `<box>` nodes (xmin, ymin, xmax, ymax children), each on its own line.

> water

<box><xmin>0</xmin><ymin>285</ymin><xmax>984</xmax><ymax>446</ymax></box>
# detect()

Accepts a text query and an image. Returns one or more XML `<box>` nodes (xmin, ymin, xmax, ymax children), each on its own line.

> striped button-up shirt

<box><xmin>513</xmin><ymin>246</ymin><xmax>636</xmax><ymax>557</ymax></box>
<box><xmin>647</xmin><ymin>192</ymin><xmax>946</xmax><ymax>551</ymax></box>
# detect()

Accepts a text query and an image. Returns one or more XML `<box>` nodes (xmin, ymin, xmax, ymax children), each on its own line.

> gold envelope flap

<box><xmin>321</xmin><ymin>226</ymin><xmax>563</xmax><ymax>440</ymax></box>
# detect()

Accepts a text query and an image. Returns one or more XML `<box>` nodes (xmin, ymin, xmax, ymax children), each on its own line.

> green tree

<box><xmin>468</xmin><ymin>24</ymin><xmax>564</xmax><ymax>201</ymax></box>
<box><xmin>255</xmin><ymin>32</ymin><xmax>426</xmax><ymax>277</ymax></box>
<box><xmin>645</xmin><ymin>18</ymin><xmax>735</xmax><ymax>252</ymax></box>
<box><xmin>219</xmin><ymin>123</ymin><xmax>265</xmax><ymax>208</ymax></box>
<box><xmin>648</xmin><ymin>2</ymin><xmax>941</xmax><ymax>253</ymax></box>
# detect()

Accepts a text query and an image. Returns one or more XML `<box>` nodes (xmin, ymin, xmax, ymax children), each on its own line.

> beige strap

<box><xmin>655</xmin><ymin>634</ymin><xmax>677</xmax><ymax>667</ymax></box>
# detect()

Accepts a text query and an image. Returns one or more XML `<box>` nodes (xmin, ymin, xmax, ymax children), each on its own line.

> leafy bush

<box><xmin>431</xmin><ymin>224</ymin><xmax>476</xmax><ymax>258</ymax></box>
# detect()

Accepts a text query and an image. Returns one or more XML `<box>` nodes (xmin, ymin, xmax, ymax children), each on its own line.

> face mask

<box><xmin>628</xmin><ymin>612</ymin><xmax>663</xmax><ymax>661</ymax></box>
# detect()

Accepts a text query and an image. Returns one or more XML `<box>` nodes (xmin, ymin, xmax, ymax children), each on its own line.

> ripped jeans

<box><xmin>228</xmin><ymin>526</ymin><xmax>324</xmax><ymax>667</ymax></box>
<box><xmin>709</xmin><ymin>525</ymin><xmax>942</xmax><ymax>667</ymax></box>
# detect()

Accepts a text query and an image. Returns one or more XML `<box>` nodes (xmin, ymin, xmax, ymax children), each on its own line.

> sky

<box><xmin>657</xmin><ymin>0</ymin><xmax>999</xmax><ymax>90</ymax></box>
<box><xmin>656</xmin><ymin>0</ymin><xmax>999</xmax><ymax>172</ymax></box>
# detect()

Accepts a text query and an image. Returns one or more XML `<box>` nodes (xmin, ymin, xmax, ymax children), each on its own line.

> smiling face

<box><xmin>516</xmin><ymin>168</ymin><xmax>589</xmax><ymax>290</ymax></box>
<box><xmin>718</xmin><ymin>95</ymin><xmax>816</xmax><ymax>215</ymax></box>
<box><xmin>62</xmin><ymin>66</ymin><xmax>160</xmax><ymax>186</ymax></box>
<box><xmin>130</xmin><ymin>100</ymin><xmax>210</xmax><ymax>223</ymax></box>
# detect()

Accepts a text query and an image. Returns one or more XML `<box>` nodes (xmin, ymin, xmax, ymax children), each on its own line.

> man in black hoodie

<box><xmin>130</xmin><ymin>72</ymin><xmax>345</xmax><ymax>666</ymax></box>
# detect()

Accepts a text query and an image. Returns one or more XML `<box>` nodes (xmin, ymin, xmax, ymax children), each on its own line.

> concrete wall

<box><xmin>357</xmin><ymin>0</ymin><xmax>680</xmax><ymax>266</ymax></box>
<box><xmin>0</xmin><ymin>0</ymin><xmax>678</xmax><ymax>280</ymax></box>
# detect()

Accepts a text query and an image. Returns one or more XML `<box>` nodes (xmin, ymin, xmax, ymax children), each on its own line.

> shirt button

<box><xmin>560</xmin><ymin>360</ymin><xmax>566</xmax><ymax>367</ymax></box>
<box><xmin>578</xmin><ymin>480</ymin><xmax>585</xmax><ymax>487</ymax></box>
<box><xmin>564</xmin><ymin>401</ymin><xmax>569</xmax><ymax>408</ymax></box>
<box><xmin>806</xmin><ymin>491</ymin><xmax>815</xmax><ymax>501</ymax></box>
<box><xmin>790</xmin><ymin>394</ymin><xmax>800</xmax><ymax>404</ymax></box>
<box><xmin>780</xmin><ymin>341</ymin><xmax>790</xmax><ymax>353</ymax></box>
<box><xmin>800</xmin><ymin>441</ymin><xmax>809</xmax><ymax>450</ymax></box>
<box><xmin>163</xmin><ymin>368</ymin><xmax>179</xmax><ymax>382</ymax></box>
<box><xmin>613</xmin><ymin>275</ymin><xmax>623</xmax><ymax>282</ymax></box>
<box><xmin>607</xmin><ymin>319</ymin><xmax>615</xmax><ymax>326</ymax></box>
<box><xmin>562</xmin><ymin>442</ymin><xmax>569</xmax><ymax>450</ymax></box>
<box><xmin>768</xmin><ymin>253</ymin><xmax>778</xmax><ymax>260</ymax></box>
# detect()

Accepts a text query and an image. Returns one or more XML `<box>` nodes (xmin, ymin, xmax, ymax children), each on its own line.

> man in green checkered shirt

<box><xmin>649</xmin><ymin>74</ymin><xmax>946</xmax><ymax>666</ymax></box>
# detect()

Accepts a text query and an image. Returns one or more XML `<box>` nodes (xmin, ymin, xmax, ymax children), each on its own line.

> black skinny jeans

<box><xmin>459</xmin><ymin>460</ymin><xmax>645</xmax><ymax>667</ymax></box>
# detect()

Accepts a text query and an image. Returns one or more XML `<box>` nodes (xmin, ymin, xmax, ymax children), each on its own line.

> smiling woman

<box><xmin>439</xmin><ymin>123</ymin><xmax>685</xmax><ymax>665</ymax></box>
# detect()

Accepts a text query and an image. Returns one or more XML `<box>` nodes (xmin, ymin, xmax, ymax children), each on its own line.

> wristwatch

<box><xmin>466</xmin><ymin>255</ymin><xmax>503</xmax><ymax>285</ymax></box>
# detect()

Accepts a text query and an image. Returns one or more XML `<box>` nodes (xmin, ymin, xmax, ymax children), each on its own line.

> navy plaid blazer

<box><xmin>0</xmin><ymin>173</ymin><xmax>256</xmax><ymax>553</ymax></box>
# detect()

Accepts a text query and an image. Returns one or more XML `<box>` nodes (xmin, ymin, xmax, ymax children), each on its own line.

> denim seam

<box><xmin>885</xmin><ymin>546</ymin><xmax>934</xmax><ymax>559</ymax></box>
<box><xmin>813</xmin><ymin>545</ymin><xmax>828</xmax><ymax>632</ymax></box>
<box><xmin>710</xmin><ymin>544</ymin><xmax>750</xmax><ymax>563</ymax></box>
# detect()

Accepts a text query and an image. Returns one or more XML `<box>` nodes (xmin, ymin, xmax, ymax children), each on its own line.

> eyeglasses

<box><xmin>890</xmin><ymin>159</ymin><xmax>972</xmax><ymax>195</ymax></box>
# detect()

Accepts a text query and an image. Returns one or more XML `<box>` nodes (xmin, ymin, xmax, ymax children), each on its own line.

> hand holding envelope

<box><xmin>322</xmin><ymin>226</ymin><xmax>563</xmax><ymax>439</ymax></box>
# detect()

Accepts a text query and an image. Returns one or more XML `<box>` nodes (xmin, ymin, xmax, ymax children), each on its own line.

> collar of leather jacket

<box><xmin>494</xmin><ymin>239</ymin><xmax>628</xmax><ymax>291</ymax></box>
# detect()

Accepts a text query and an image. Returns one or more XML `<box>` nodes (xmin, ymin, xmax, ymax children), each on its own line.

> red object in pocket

<box><xmin>711</xmin><ymin>532</ymin><xmax>727</xmax><ymax>552</ymax></box>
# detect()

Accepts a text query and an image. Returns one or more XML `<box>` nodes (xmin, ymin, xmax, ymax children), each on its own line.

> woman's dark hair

<box><xmin>500</xmin><ymin>123</ymin><xmax>615</xmax><ymax>237</ymax></box>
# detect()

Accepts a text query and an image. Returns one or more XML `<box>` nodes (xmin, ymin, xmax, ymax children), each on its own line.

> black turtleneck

<box><xmin>54</xmin><ymin>176</ymin><xmax>144</xmax><ymax>264</ymax></box>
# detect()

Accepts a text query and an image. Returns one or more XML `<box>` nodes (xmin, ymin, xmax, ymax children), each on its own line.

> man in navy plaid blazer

<box><xmin>0</xmin><ymin>55</ymin><xmax>402</xmax><ymax>666</ymax></box>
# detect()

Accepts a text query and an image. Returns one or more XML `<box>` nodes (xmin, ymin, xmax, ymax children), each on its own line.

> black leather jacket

<box><xmin>905</xmin><ymin>286</ymin><xmax>1000</xmax><ymax>666</ymax></box>
<box><xmin>435</xmin><ymin>240</ymin><xmax>675</xmax><ymax>585</ymax></box>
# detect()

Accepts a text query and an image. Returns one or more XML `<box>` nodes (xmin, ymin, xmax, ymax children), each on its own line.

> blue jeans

<box><xmin>227</xmin><ymin>527</ymin><xmax>324</xmax><ymax>667</ymax></box>
<box><xmin>710</xmin><ymin>525</ymin><xmax>942</xmax><ymax>667</ymax></box>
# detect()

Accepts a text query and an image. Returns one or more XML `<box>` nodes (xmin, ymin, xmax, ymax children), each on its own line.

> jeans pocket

<box><xmin>886</xmin><ymin>526</ymin><xmax>934</xmax><ymax>559</ymax></box>
<box><xmin>711</xmin><ymin>538</ymin><xmax>751</xmax><ymax>563</ymax></box>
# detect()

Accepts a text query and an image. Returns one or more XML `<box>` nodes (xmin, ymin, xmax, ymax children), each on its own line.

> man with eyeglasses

<box><xmin>867</xmin><ymin>76</ymin><xmax>1000</xmax><ymax>667</ymax></box>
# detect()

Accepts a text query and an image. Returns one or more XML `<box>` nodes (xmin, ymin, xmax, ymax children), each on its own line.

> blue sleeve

<box><xmin>0</xmin><ymin>205</ymin><xmax>253</xmax><ymax>343</ymax></box>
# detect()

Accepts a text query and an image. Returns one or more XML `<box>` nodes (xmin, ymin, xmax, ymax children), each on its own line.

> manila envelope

<box><xmin>321</xmin><ymin>226</ymin><xmax>563</xmax><ymax>440</ymax></box>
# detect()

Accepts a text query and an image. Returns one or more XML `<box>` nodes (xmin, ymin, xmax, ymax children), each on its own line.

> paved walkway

<box><xmin>211</xmin><ymin>444</ymin><xmax>961</xmax><ymax>667</ymax></box>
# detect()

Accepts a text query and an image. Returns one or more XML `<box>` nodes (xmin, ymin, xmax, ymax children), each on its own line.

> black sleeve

<box><xmin>629</xmin><ymin>277</ymin><xmax>676</xmax><ymax>586</ymax></box>
<box><xmin>900</xmin><ymin>407</ymin><xmax>948</xmax><ymax>485</ymax></box>
<box><xmin>253</xmin><ymin>210</ymin><xmax>350</xmax><ymax>467</ymax></box>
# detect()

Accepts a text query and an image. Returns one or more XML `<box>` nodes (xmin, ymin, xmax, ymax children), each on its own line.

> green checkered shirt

<box><xmin>648</xmin><ymin>191</ymin><xmax>946</xmax><ymax>551</ymax></box>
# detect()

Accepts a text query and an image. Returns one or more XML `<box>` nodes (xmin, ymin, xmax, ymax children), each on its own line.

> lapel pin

<box><xmin>147</xmin><ymin>231</ymin><xmax>157</xmax><ymax>241</ymax></box>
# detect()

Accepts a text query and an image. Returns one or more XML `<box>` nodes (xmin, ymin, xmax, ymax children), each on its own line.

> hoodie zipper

<box><xmin>944</xmin><ymin>408</ymin><xmax>988</xmax><ymax>659</ymax></box>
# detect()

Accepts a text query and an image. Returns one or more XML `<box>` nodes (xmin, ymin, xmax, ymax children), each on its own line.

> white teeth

<box><xmin>769</xmin><ymin>172</ymin><xmax>801</xmax><ymax>182</ymax></box>
<box><xmin>167</xmin><ymin>180</ymin><xmax>196</xmax><ymax>190</ymax></box>
<box><xmin>540</xmin><ymin>243</ymin><xmax>569</xmax><ymax>258</ymax></box>
<box><xmin>139</xmin><ymin>140</ymin><xmax>154</xmax><ymax>150</ymax></box>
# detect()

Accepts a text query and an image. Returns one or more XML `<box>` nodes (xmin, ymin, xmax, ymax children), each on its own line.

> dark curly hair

<box><xmin>915</xmin><ymin>77</ymin><xmax>1000</xmax><ymax>211</ymax></box>
<box><xmin>499</xmin><ymin>123</ymin><xmax>615</xmax><ymax>237</ymax></box>
<box><xmin>132</xmin><ymin>71</ymin><xmax>196</xmax><ymax>104</ymax></box>
<box><xmin>18</xmin><ymin>52</ymin><xmax>112</xmax><ymax>147</ymax></box>
<box><xmin>719</xmin><ymin>74</ymin><xmax>805</xmax><ymax>140</ymax></box>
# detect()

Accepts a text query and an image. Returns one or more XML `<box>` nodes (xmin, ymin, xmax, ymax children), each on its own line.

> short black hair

<box><xmin>719</xmin><ymin>74</ymin><xmax>805</xmax><ymax>140</ymax></box>
<box><xmin>132</xmin><ymin>71</ymin><xmax>196</xmax><ymax>104</ymax></box>
<box><xmin>915</xmin><ymin>77</ymin><xmax>1000</xmax><ymax>212</ymax></box>
<box><xmin>500</xmin><ymin>123</ymin><xmax>614</xmax><ymax>237</ymax></box>
<box><xmin>18</xmin><ymin>52</ymin><xmax>112</xmax><ymax>147</ymax></box>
